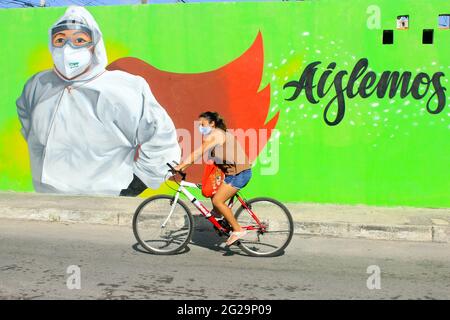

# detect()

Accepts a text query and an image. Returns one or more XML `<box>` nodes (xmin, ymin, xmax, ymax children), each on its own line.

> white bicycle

<box><xmin>132</xmin><ymin>162</ymin><xmax>294</xmax><ymax>257</ymax></box>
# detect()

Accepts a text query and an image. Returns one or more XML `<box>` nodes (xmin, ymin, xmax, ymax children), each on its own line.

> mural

<box><xmin>15</xmin><ymin>6</ymin><xmax>181</xmax><ymax>195</ymax></box>
<box><xmin>0</xmin><ymin>0</ymin><xmax>449</xmax><ymax>207</ymax></box>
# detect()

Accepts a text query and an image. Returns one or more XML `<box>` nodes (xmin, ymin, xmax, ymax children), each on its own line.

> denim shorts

<box><xmin>224</xmin><ymin>169</ymin><xmax>252</xmax><ymax>190</ymax></box>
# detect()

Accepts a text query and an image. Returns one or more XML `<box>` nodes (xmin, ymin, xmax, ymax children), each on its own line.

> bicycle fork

<box><xmin>161</xmin><ymin>189</ymin><xmax>182</xmax><ymax>228</ymax></box>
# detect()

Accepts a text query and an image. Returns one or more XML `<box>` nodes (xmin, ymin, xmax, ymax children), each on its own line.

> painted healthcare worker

<box><xmin>16</xmin><ymin>6</ymin><xmax>181</xmax><ymax>196</ymax></box>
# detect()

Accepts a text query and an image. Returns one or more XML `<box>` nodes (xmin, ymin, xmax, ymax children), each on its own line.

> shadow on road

<box><xmin>190</xmin><ymin>229</ymin><xmax>243</xmax><ymax>257</ymax></box>
<box><xmin>190</xmin><ymin>215</ymin><xmax>250</xmax><ymax>257</ymax></box>
<box><xmin>131</xmin><ymin>215</ymin><xmax>286</xmax><ymax>258</ymax></box>
<box><xmin>131</xmin><ymin>242</ymin><xmax>191</xmax><ymax>255</ymax></box>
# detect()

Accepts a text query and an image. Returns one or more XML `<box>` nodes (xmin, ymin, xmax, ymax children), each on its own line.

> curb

<box><xmin>0</xmin><ymin>192</ymin><xmax>449</xmax><ymax>244</ymax></box>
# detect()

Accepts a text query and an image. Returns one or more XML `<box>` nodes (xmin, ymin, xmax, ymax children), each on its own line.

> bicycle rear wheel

<box><xmin>132</xmin><ymin>195</ymin><xmax>193</xmax><ymax>255</ymax></box>
<box><xmin>234</xmin><ymin>197</ymin><xmax>294</xmax><ymax>257</ymax></box>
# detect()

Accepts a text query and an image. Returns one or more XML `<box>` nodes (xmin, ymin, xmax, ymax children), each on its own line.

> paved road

<box><xmin>0</xmin><ymin>219</ymin><xmax>449</xmax><ymax>300</ymax></box>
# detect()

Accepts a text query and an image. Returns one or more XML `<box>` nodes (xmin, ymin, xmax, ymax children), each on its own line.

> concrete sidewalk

<box><xmin>0</xmin><ymin>191</ymin><xmax>449</xmax><ymax>243</ymax></box>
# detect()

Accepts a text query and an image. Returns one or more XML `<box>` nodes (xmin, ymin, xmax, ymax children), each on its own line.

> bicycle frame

<box><xmin>164</xmin><ymin>179</ymin><xmax>265</xmax><ymax>234</ymax></box>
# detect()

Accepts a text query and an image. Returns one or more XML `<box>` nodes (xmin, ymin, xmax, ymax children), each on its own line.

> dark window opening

<box><xmin>422</xmin><ymin>29</ymin><xmax>434</xmax><ymax>44</ymax></box>
<box><xmin>383</xmin><ymin>30</ymin><xmax>394</xmax><ymax>44</ymax></box>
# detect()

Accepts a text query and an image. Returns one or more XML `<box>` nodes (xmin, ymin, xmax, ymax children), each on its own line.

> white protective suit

<box><xmin>16</xmin><ymin>6</ymin><xmax>181</xmax><ymax>195</ymax></box>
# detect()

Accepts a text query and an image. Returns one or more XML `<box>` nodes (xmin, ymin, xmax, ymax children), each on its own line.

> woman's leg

<box><xmin>211</xmin><ymin>203</ymin><xmax>221</xmax><ymax>216</ymax></box>
<box><xmin>211</xmin><ymin>182</ymin><xmax>243</xmax><ymax>232</ymax></box>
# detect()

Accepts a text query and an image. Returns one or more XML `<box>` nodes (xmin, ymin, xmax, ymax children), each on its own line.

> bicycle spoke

<box><xmin>133</xmin><ymin>195</ymin><xmax>193</xmax><ymax>254</ymax></box>
<box><xmin>235</xmin><ymin>198</ymin><xmax>293</xmax><ymax>257</ymax></box>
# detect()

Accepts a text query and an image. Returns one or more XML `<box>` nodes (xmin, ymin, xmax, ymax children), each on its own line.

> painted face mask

<box><xmin>51</xmin><ymin>21</ymin><xmax>94</xmax><ymax>80</ymax></box>
<box><xmin>52</xmin><ymin>44</ymin><xmax>92</xmax><ymax>80</ymax></box>
<box><xmin>199</xmin><ymin>125</ymin><xmax>213</xmax><ymax>136</ymax></box>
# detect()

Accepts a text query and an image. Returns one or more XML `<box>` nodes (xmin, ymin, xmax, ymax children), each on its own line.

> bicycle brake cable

<box><xmin>164</xmin><ymin>171</ymin><xmax>181</xmax><ymax>192</ymax></box>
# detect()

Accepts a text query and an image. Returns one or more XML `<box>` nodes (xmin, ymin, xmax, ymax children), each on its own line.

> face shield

<box><xmin>51</xmin><ymin>20</ymin><xmax>94</xmax><ymax>49</ymax></box>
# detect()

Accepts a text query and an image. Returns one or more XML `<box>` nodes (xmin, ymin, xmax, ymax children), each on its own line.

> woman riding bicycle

<box><xmin>174</xmin><ymin>111</ymin><xmax>252</xmax><ymax>246</ymax></box>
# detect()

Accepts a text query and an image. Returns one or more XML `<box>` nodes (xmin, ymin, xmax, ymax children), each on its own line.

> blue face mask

<box><xmin>199</xmin><ymin>125</ymin><xmax>213</xmax><ymax>136</ymax></box>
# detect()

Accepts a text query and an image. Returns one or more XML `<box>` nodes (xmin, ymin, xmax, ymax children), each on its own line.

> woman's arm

<box><xmin>175</xmin><ymin>132</ymin><xmax>220</xmax><ymax>172</ymax></box>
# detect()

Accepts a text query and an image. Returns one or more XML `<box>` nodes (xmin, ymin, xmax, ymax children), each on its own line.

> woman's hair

<box><xmin>199</xmin><ymin>111</ymin><xmax>227</xmax><ymax>131</ymax></box>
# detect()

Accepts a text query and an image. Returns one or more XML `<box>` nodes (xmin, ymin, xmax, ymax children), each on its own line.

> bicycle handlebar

<box><xmin>166</xmin><ymin>162</ymin><xmax>186</xmax><ymax>180</ymax></box>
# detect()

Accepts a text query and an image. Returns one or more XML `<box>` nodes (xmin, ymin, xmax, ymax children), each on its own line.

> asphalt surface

<box><xmin>0</xmin><ymin>219</ymin><xmax>449</xmax><ymax>300</ymax></box>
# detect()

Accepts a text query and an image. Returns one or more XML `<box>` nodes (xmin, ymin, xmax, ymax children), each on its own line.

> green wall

<box><xmin>0</xmin><ymin>0</ymin><xmax>449</xmax><ymax>207</ymax></box>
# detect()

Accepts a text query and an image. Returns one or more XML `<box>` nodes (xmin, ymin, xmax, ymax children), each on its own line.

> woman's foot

<box><xmin>225</xmin><ymin>230</ymin><xmax>247</xmax><ymax>246</ymax></box>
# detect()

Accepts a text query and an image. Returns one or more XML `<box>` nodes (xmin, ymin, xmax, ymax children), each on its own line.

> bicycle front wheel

<box><xmin>132</xmin><ymin>195</ymin><xmax>193</xmax><ymax>255</ymax></box>
<box><xmin>235</xmin><ymin>197</ymin><xmax>294</xmax><ymax>257</ymax></box>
